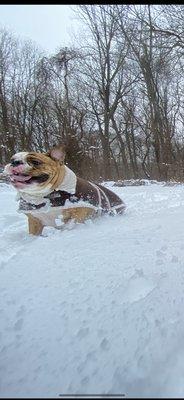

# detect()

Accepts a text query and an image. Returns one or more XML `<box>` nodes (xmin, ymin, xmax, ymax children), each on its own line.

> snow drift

<box><xmin>1</xmin><ymin>181</ymin><xmax>184</xmax><ymax>397</ymax></box>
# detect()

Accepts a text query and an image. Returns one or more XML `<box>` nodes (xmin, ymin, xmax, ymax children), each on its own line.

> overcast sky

<box><xmin>0</xmin><ymin>4</ymin><xmax>80</xmax><ymax>55</ymax></box>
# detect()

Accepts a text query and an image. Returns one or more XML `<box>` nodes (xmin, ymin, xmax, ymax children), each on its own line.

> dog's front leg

<box><xmin>26</xmin><ymin>214</ymin><xmax>44</xmax><ymax>236</ymax></box>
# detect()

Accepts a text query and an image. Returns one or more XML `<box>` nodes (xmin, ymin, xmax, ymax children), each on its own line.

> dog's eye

<box><xmin>31</xmin><ymin>160</ymin><xmax>42</xmax><ymax>166</ymax></box>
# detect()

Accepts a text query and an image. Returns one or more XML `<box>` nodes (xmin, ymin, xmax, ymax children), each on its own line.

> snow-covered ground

<box><xmin>1</xmin><ymin>181</ymin><xmax>184</xmax><ymax>398</ymax></box>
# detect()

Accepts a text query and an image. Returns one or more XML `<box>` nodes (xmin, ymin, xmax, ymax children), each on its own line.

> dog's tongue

<box><xmin>10</xmin><ymin>174</ymin><xmax>32</xmax><ymax>182</ymax></box>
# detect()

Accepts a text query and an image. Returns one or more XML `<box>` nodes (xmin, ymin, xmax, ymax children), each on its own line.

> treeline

<box><xmin>0</xmin><ymin>4</ymin><xmax>184</xmax><ymax>181</ymax></box>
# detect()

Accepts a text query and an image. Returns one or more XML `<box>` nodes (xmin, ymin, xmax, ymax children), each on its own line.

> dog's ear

<box><xmin>47</xmin><ymin>145</ymin><xmax>66</xmax><ymax>164</ymax></box>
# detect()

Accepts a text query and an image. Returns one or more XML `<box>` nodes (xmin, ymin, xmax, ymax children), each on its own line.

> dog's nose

<box><xmin>11</xmin><ymin>160</ymin><xmax>23</xmax><ymax>167</ymax></box>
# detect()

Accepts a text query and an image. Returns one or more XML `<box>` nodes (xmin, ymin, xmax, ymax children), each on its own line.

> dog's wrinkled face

<box><xmin>4</xmin><ymin>146</ymin><xmax>66</xmax><ymax>195</ymax></box>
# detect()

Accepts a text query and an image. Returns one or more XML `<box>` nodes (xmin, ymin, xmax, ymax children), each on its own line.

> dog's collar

<box><xmin>19</xmin><ymin>198</ymin><xmax>47</xmax><ymax>211</ymax></box>
<box><xmin>18</xmin><ymin>190</ymin><xmax>79</xmax><ymax>212</ymax></box>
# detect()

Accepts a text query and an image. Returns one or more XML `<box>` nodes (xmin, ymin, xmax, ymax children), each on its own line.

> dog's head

<box><xmin>4</xmin><ymin>145</ymin><xmax>66</xmax><ymax>195</ymax></box>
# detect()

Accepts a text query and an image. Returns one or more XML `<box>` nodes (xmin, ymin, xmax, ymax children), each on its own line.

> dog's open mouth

<box><xmin>10</xmin><ymin>172</ymin><xmax>49</xmax><ymax>184</ymax></box>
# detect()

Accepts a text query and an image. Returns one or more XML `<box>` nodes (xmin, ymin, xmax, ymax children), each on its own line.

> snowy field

<box><xmin>1</xmin><ymin>181</ymin><xmax>184</xmax><ymax>398</ymax></box>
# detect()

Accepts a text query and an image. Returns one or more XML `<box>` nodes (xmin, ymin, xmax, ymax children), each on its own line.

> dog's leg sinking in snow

<box><xmin>26</xmin><ymin>207</ymin><xmax>96</xmax><ymax>235</ymax></box>
<box><xmin>27</xmin><ymin>214</ymin><xmax>44</xmax><ymax>236</ymax></box>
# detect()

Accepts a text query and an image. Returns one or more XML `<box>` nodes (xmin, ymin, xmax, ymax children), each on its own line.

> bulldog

<box><xmin>4</xmin><ymin>145</ymin><xmax>126</xmax><ymax>235</ymax></box>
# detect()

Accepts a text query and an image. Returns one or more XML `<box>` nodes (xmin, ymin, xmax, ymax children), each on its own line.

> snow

<box><xmin>1</xmin><ymin>181</ymin><xmax>184</xmax><ymax>397</ymax></box>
